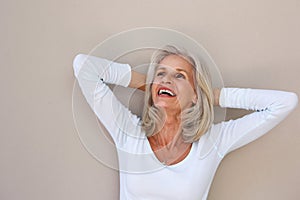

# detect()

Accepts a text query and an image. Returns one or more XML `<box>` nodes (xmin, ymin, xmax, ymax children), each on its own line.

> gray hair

<box><xmin>142</xmin><ymin>45</ymin><xmax>214</xmax><ymax>143</ymax></box>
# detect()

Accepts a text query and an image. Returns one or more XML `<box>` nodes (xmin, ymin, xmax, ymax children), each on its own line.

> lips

<box><xmin>157</xmin><ymin>87</ymin><xmax>176</xmax><ymax>97</ymax></box>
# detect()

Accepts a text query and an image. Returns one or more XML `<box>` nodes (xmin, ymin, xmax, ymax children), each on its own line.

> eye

<box><xmin>175</xmin><ymin>73</ymin><xmax>186</xmax><ymax>79</ymax></box>
<box><xmin>156</xmin><ymin>71</ymin><xmax>165</xmax><ymax>77</ymax></box>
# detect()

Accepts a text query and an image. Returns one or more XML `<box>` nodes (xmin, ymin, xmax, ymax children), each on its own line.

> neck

<box><xmin>155</xmin><ymin>116</ymin><xmax>184</xmax><ymax>150</ymax></box>
<box><xmin>151</xmin><ymin>106</ymin><xmax>187</xmax><ymax>148</ymax></box>
<box><xmin>159</xmin><ymin>105</ymin><xmax>182</xmax><ymax>124</ymax></box>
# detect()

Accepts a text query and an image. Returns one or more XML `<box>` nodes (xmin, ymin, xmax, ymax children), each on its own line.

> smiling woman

<box><xmin>152</xmin><ymin>56</ymin><xmax>197</xmax><ymax>111</ymax></box>
<box><xmin>73</xmin><ymin>45</ymin><xmax>298</xmax><ymax>200</ymax></box>
<box><xmin>142</xmin><ymin>46</ymin><xmax>214</xmax><ymax>147</ymax></box>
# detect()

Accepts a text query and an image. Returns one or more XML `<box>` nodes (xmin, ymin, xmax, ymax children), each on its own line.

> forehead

<box><xmin>157</xmin><ymin>54</ymin><xmax>194</xmax><ymax>73</ymax></box>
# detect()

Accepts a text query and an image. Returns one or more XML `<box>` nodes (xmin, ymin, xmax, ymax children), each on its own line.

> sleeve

<box><xmin>72</xmin><ymin>54</ymin><xmax>143</xmax><ymax>147</ymax></box>
<box><xmin>213</xmin><ymin>88</ymin><xmax>298</xmax><ymax>157</ymax></box>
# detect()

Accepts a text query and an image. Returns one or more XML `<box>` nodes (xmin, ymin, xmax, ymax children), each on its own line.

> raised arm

<box><xmin>212</xmin><ymin>88</ymin><xmax>298</xmax><ymax>157</ymax></box>
<box><xmin>213</xmin><ymin>88</ymin><xmax>221</xmax><ymax>106</ymax></box>
<box><xmin>73</xmin><ymin>54</ymin><xmax>143</xmax><ymax>145</ymax></box>
<box><xmin>73</xmin><ymin>54</ymin><xmax>132</xmax><ymax>107</ymax></box>
<box><xmin>129</xmin><ymin>71</ymin><xmax>146</xmax><ymax>91</ymax></box>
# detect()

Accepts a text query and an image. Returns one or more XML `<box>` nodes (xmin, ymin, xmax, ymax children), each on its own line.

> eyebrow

<box><xmin>156</xmin><ymin>66</ymin><xmax>188</xmax><ymax>74</ymax></box>
<box><xmin>176</xmin><ymin>69</ymin><xmax>188</xmax><ymax>74</ymax></box>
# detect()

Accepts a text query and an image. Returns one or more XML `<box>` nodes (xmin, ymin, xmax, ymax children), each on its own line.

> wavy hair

<box><xmin>141</xmin><ymin>45</ymin><xmax>214</xmax><ymax>143</ymax></box>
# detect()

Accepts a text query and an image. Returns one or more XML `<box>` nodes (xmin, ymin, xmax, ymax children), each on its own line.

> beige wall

<box><xmin>1</xmin><ymin>0</ymin><xmax>299</xmax><ymax>199</ymax></box>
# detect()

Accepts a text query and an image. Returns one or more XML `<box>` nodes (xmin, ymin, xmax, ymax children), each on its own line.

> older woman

<box><xmin>73</xmin><ymin>45</ymin><xmax>297</xmax><ymax>200</ymax></box>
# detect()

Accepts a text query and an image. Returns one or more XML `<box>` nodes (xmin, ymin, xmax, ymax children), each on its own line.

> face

<box><xmin>151</xmin><ymin>54</ymin><xmax>197</xmax><ymax>112</ymax></box>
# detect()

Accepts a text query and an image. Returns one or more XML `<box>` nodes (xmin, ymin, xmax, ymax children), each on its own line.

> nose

<box><xmin>161</xmin><ymin>74</ymin><xmax>172</xmax><ymax>84</ymax></box>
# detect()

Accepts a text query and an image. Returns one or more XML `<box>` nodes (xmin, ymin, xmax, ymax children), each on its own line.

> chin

<box><xmin>153</xmin><ymin>102</ymin><xmax>169</xmax><ymax>109</ymax></box>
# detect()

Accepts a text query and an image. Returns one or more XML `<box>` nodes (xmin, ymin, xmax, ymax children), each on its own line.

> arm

<box><xmin>73</xmin><ymin>54</ymin><xmax>142</xmax><ymax>145</ymax></box>
<box><xmin>213</xmin><ymin>88</ymin><xmax>221</xmax><ymax>106</ymax></box>
<box><xmin>129</xmin><ymin>71</ymin><xmax>146</xmax><ymax>91</ymax></box>
<box><xmin>73</xmin><ymin>54</ymin><xmax>132</xmax><ymax>106</ymax></box>
<box><xmin>212</xmin><ymin>88</ymin><xmax>298</xmax><ymax>156</ymax></box>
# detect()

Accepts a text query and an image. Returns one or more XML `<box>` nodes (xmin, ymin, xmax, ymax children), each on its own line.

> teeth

<box><xmin>158</xmin><ymin>89</ymin><xmax>175</xmax><ymax>96</ymax></box>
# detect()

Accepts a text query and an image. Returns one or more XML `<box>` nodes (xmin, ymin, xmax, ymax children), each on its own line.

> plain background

<box><xmin>1</xmin><ymin>0</ymin><xmax>299</xmax><ymax>199</ymax></box>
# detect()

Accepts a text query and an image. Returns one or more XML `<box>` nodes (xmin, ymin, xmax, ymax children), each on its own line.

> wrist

<box><xmin>129</xmin><ymin>71</ymin><xmax>146</xmax><ymax>91</ymax></box>
<box><xmin>213</xmin><ymin>88</ymin><xmax>221</xmax><ymax>106</ymax></box>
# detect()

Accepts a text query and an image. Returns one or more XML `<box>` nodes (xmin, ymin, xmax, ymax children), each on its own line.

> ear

<box><xmin>192</xmin><ymin>93</ymin><xmax>197</xmax><ymax>105</ymax></box>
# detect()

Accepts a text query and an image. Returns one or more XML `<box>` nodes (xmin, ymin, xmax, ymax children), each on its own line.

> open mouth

<box><xmin>157</xmin><ymin>88</ymin><xmax>176</xmax><ymax>97</ymax></box>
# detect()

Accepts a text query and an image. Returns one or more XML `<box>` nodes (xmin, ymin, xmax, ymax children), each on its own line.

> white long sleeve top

<box><xmin>73</xmin><ymin>54</ymin><xmax>298</xmax><ymax>200</ymax></box>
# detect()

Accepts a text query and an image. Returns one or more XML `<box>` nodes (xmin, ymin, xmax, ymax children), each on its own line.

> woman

<box><xmin>73</xmin><ymin>45</ymin><xmax>297</xmax><ymax>200</ymax></box>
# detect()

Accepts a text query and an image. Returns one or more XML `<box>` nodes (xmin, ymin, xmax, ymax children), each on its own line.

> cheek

<box><xmin>152</xmin><ymin>77</ymin><xmax>160</xmax><ymax>85</ymax></box>
<box><xmin>178</xmin><ymin>83</ymin><xmax>197</xmax><ymax>102</ymax></box>
<box><xmin>179</xmin><ymin>82</ymin><xmax>194</xmax><ymax>93</ymax></box>
<box><xmin>151</xmin><ymin>83</ymin><xmax>157</xmax><ymax>94</ymax></box>
<box><xmin>150</xmin><ymin>83</ymin><xmax>158</xmax><ymax>101</ymax></box>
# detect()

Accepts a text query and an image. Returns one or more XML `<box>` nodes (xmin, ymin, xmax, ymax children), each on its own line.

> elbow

<box><xmin>285</xmin><ymin>92</ymin><xmax>298</xmax><ymax>112</ymax></box>
<box><xmin>290</xmin><ymin>92</ymin><xmax>298</xmax><ymax>110</ymax></box>
<box><xmin>73</xmin><ymin>54</ymin><xmax>88</xmax><ymax>77</ymax></box>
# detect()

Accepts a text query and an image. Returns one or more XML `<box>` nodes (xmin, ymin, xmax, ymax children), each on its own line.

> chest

<box><xmin>118</xmin><ymin>135</ymin><xmax>224</xmax><ymax>199</ymax></box>
<box><xmin>121</xmin><ymin>150</ymin><xmax>221</xmax><ymax>200</ymax></box>
<box><xmin>124</xmin><ymin>166</ymin><xmax>205</xmax><ymax>200</ymax></box>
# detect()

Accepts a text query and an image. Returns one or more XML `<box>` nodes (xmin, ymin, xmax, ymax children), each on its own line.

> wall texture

<box><xmin>1</xmin><ymin>0</ymin><xmax>299</xmax><ymax>199</ymax></box>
